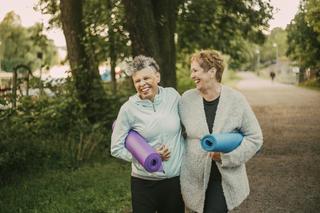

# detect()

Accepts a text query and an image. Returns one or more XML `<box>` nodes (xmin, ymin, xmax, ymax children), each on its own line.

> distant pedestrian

<box><xmin>270</xmin><ymin>71</ymin><xmax>276</xmax><ymax>82</ymax></box>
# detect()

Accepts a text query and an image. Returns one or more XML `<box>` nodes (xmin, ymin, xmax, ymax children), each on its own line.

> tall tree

<box><xmin>59</xmin><ymin>0</ymin><xmax>108</xmax><ymax>123</ymax></box>
<box><xmin>39</xmin><ymin>0</ymin><xmax>273</xmax><ymax>88</ymax></box>
<box><xmin>287</xmin><ymin>1</ymin><xmax>320</xmax><ymax>72</ymax></box>
<box><xmin>122</xmin><ymin>0</ymin><xmax>180</xmax><ymax>87</ymax></box>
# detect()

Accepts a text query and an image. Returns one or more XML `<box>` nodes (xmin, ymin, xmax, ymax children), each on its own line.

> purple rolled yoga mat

<box><xmin>125</xmin><ymin>130</ymin><xmax>163</xmax><ymax>173</ymax></box>
<box><xmin>112</xmin><ymin>121</ymin><xmax>163</xmax><ymax>173</ymax></box>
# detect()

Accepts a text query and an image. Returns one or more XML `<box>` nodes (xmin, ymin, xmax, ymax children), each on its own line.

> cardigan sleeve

<box><xmin>220</xmin><ymin>95</ymin><xmax>263</xmax><ymax>168</ymax></box>
<box><xmin>110</xmin><ymin>104</ymin><xmax>133</xmax><ymax>162</ymax></box>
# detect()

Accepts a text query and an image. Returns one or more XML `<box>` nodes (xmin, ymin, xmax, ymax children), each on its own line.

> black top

<box><xmin>203</xmin><ymin>96</ymin><xmax>221</xmax><ymax>182</ymax></box>
<box><xmin>203</xmin><ymin>96</ymin><xmax>220</xmax><ymax>134</ymax></box>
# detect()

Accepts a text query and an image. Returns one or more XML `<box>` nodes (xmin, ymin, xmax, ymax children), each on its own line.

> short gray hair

<box><xmin>124</xmin><ymin>55</ymin><xmax>160</xmax><ymax>76</ymax></box>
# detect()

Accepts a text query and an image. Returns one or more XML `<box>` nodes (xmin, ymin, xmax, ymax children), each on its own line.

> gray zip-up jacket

<box><xmin>111</xmin><ymin>86</ymin><xmax>185</xmax><ymax>180</ymax></box>
<box><xmin>179</xmin><ymin>86</ymin><xmax>263</xmax><ymax>212</ymax></box>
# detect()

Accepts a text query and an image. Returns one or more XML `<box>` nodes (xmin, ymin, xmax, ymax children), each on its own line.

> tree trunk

<box><xmin>60</xmin><ymin>0</ymin><xmax>108</xmax><ymax>123</ymax></box>
<box><xmin>106</xmin><ymin>0</ymin><xmax>117</xmax><ymax>95</ymax></box>
<box><xmin>122</xmin><ymin>0</ymin><xmax>179</xmax><ymax>88</ymax></box>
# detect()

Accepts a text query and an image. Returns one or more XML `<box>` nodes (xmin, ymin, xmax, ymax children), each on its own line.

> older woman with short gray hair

<box><xmin>111</xmin><ymin>55</ymin><xmax>185</xmax><ymax>213</ymax></box>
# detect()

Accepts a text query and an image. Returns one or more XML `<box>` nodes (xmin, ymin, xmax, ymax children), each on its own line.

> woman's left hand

<box><xmin>209</xmin><ymin>152</ymin><xmax>221</xmax><ymax>162</ymax></box>
<box><xmin>156</xmin><ymin>144</ymin><xmax>171</xmax><ymax>161</ymax></box>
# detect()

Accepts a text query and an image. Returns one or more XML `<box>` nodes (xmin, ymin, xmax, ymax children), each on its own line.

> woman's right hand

<box><xmin>209</xmin><ymin>152</ymin><xmax>222</xmax><ymax>163</ymax></box>
<box><xmin>156</xmin><ymin>144</ymin><xmax>170</xmax><ymax>161</ymax></box>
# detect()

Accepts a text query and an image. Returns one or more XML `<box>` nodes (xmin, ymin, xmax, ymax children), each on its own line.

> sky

<box><xmin>0</xmin><ymin>0</ymin><xmax>301</xmax><ymax>47</ymax></box>
<box><xmin>268</xmin><ymin>0</ymin><xmax>301</xmax><ymax>29</ymax></box>
<box><xmin>0</xmin><ymin>0</ymin><xmax>66</xmax><ymax>47</ymax></box>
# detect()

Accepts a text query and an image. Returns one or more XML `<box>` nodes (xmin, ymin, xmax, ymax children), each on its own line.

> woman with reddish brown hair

<box><xmin>179</xmin><ymin>50</ymin><xmax>263</xmax><ymax>213</ymax></box>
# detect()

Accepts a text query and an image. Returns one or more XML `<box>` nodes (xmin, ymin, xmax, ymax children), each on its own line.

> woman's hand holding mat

<box><xmin>156</xmin><ymin>144</ymin><xmax>170</xmax><ymax>161</ymax></box>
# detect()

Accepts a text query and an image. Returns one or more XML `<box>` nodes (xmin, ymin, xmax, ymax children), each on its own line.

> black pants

<box><xmin>203</xmin><ymin>162</ymin><xmax>228</xmax><ymax>213</ymax></box>
<box><xmin>131</xmin><ymin>176</ymin><xmax>184</xmax><ymax>213</ymax></box>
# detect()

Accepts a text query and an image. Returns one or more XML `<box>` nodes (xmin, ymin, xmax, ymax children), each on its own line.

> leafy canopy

<box><xmin>286</xmin><ymin>0</ymin><xmax>320</xmax><ymax>70</ymax></box>
<box><xmin>0</xmin><ymin>11</ymin><xmax>58</xmax><ymax>72</ymax></box>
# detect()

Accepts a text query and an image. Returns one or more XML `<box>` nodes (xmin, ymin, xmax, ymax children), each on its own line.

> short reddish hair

<box><xmin>191</xmin><ymin>50</ymin><xmax>225</xmax><ymax>82</ymax></box>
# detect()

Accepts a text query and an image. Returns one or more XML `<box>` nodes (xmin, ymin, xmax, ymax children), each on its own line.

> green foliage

<box><xmin>176</xmin><ymin>0</ymin><xmax>273</xmax><ymax>69</ymax></box>
<box><xmin>30</xmin><ymin>23</ymin><xmax>59</xmax><ymax>68</ymax></box>
<box><xmin>0</xmin><ymin>160</ymin><xmax>131</xmax><ymax>213</ymax></box>
<box><xmin>259</xmin><ymin>27</ymin><xmax>288</xmax><ymax>64</ymax></box>
<box><xmin>237</xmin><ymin>27</ymin><xmax>289</xmax><ymax>71</ymax></box>
<box><xmin>0</xmin><ymin>11</ymin><xmax>58</xmax><ymax>72</ymax></box>
<box><xmin>35</xmin><ymin>0</ymin><xmax>61</xmax><ymax>28</ymax></box>
<box><xmin>176</xmin><ymin>51</ymin><xmax>194</xmax><ymax>93</ymax></box>
<box><xmin>0</xmin><ymin>78</ymin><xmax>129</xmax><ymax>183</ymax></box>
<box><xmin>36</xmin><ymin>0</ymin><xmax>131</xmax><ymax>66</ymax></box>
<box><xmin>82</xmin><ymin>0</ymin><xmax>130</xmax><ymax>65</ymax></box>
<box><xmin>305</xmin><ymin>0</ymin><xmax>320</xmax><ymax>35</ymax></box>
<box><xmin>286</xmin><ymin>2</ymin><xmax>320</xmax><ymax>70</ymax></box>
<box><xmin>299</xmin><ymin>79</ymin><xmax>320</xmax><ymax>91</ymax></box>
<box><xmin>235</xmin><ymin>28</ymin><xmax>288</xmax><ymax>70</ymax></box>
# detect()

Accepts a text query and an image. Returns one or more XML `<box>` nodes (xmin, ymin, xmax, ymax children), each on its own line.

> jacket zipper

<box><xmin>152</xmin><ymin>102</ymin><xmax>156</xmax><ymax>112</ymax></box>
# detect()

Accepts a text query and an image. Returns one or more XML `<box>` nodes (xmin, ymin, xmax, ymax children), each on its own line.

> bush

<box><xmin>0</xmin><ymin>78</ymin><xmax>129</xmax><ymax>183</ymax></box>
<box><xmin>300</xmin><ymin>79</ymin><xmax>320</xmax><ymax>90</ymax></box>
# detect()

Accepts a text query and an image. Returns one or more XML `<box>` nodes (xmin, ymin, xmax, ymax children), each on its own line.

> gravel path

<box><xmin>231</xmin><ymin>72</ymin><xmax>320</xmax><ymax>213</ymax></box>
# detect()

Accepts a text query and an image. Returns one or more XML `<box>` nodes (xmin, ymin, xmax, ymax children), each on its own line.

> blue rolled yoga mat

<box><xmin>200</xmin><ymin>133</ymin><xmax>243</xmax><ymax>153</ymax></box>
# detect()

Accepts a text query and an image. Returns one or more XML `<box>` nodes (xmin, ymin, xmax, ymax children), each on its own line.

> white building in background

<box><xmin>33</xmin><ymin>64</ymin><xmax>71</xmax><ymax>80</ymax></box>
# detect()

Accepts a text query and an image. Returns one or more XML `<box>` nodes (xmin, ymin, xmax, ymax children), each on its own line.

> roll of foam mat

<box><xmin>112</xmin><ymin>121</ymin><xmax>163</xmax><ymax>172</ymax></box>
<box><xmin>125</xmin><ymin>130</ymin><xmax>163</xmax><ymax>172</ymax></box>
<box><xmin>200</xmin><ymin>133</ymin><xmax>243</xmax><ymax>153</ymax></box>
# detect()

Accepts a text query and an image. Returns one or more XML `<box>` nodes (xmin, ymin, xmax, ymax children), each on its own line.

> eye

<box><xmin>134</xmin><ymin>79</ymin><xmax>141</xmax><ymax>84</ymax></box>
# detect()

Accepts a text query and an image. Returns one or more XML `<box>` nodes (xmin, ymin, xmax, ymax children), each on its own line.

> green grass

<box><xmin>0</xmin><ymin>159</ymin><xmax>131</xmax><ymax>213</ymax></box>
<box><xmin>299</xmin><ymin>79</ymin><xmax>320</xmax><ymax>91</ymax></box>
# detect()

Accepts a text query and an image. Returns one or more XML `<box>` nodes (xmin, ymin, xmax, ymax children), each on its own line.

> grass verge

<box><xmin>299</xmin><ymin>79</ymin><xmax>320</xmax><ymax>91</ymax></box>
<box><xmin>0</xmin><ymin>159</ymin><xmax>131</xmax><ymax>213</ymax></box>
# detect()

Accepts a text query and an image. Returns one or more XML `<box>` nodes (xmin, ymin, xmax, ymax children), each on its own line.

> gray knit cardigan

<box><xmin>179</xmin><ymin>86</ymin><xmax>263</xmax><ymax>212</ymax></box>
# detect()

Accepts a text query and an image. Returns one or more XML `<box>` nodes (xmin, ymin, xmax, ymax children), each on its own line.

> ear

<box><xmin>156</xmin><ymin>72</ymin><xmax>161</xmax><ymax>84</ymax></box>
<box><xmin>209</xmin><ymin>68</ymin><xmax>216</xmax><ymax>79</ymax></box>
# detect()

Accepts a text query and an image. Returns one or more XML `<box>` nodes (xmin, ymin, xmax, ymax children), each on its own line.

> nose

<box><xmin>139</xmin><ymin>79</ymin><xmax>146</xmax><ymax>87</ymax></box>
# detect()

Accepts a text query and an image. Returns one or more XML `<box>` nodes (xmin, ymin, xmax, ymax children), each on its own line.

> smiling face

<box><xmin>132</xmin><ymin>67</ymin><xmax>160</xmax><ymax>101</ymax></box>
<box><xmin>190</xmin><ymin>60</ymin><xmax>216</xmax><ymax>92</ymax></box>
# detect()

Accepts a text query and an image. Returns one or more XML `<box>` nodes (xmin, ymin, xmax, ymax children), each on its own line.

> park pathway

<box><xmin>231</xmin><ymin>72</ymin><xmax>320</xmax><ymax>213</ymax></box>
